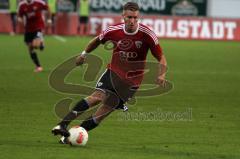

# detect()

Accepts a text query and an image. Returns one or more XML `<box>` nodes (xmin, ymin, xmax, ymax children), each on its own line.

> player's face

<box><xmin>122</xmin><ymin>10</ymin><xmax>139</xmax><ymax>33</ymax></box>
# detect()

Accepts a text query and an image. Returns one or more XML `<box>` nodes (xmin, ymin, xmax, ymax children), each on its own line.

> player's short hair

<box><xmin>123</xmin><ymin>2</ymin><xmax>139</xmax><ymax>11</ymax></box>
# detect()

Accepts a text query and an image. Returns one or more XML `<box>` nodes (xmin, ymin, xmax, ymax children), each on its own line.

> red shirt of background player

<box><xmin>18</xmin><ymin>0</ymin><xmax>49</xmax><ymax>33</ymax></box>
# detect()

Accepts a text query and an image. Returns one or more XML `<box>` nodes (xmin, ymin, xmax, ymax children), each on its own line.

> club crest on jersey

<box><xmin>135</xmin><ymin>41</ymin><xmax>142</xmax><ymax>49</ymax></box>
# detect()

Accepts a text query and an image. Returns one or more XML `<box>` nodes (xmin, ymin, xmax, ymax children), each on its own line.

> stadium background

<box><xmin>0</xmin><ymin>0</ymin><xmax>240</xmax><ymax>159</ymax></box>
<box><xmin>0</xmin><ymin>0</ymin><xmax>240</xmax><ymax>40</ymax></box>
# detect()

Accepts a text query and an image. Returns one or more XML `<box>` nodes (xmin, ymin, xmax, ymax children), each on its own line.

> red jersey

<box><xmin>99</xmin><ymin>23</ymin><xmax>163</xmax><ymax>86</ymax></box>
<box><xmin>18</xmin><ymin>0</ymin><xmax>49</xmax><ymax>33</ymax></box>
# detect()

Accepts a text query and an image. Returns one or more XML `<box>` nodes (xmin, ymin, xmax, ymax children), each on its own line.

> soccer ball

<box><xmin>68</xmin><ymin>126</ymin><xmax>88</xmax><ymax>146</ymax></box>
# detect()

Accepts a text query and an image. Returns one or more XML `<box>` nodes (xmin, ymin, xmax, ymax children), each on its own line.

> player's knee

<box><xmin>86</xmin><ymin>95</ymin><xmax>103</xmax><ymax>106</ymax></box>
<box><xmin>94</xmin><ymin>105</ymin><xmax>114</xmax><ymax>122</ymax></box>
<box><xmin>32</xmin><ymin>39</ymin><xmax>41</xmax><ymax>49</ymax></box>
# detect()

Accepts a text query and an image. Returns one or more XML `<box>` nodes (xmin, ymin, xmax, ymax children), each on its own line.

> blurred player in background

<box><xmin>78</xmin><ymin>0</ymin><xmax>90</xmax><ymax>35</ymax></box>
<box><xmin>48</xmin><ymin>0</ymin><xmax>57</xmax><ymax>34</ymax></box>
<box><xmin>52</xmin><ymin>2</ymin><xmax>167</xmax><ymax>143</ymax></box>
<box><xmin>18</xmin><ymin>0</ymin><xmax>52</xmax><ymax>72</ymax></box>
<box><xmin>9</xmin><ymin>0</ymin><xmax>18</xmax><ymax>35</ymax></box>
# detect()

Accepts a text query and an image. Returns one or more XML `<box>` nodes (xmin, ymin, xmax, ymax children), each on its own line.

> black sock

<box><xmin>80</xmin><ymin>116</ymin><xmax>98</xmax><ymax>131</ymax></box>
<box><xmin>30</xmin><ymin>52</ymin><xmax>41</xmax><ymax>67</ymax></box>
<box><xmin>59</xmin><ymin>99</ymin><xmax>89</xmax><ymax>127</ymax></box>
<box><xmin>39</xmin><ymin>42</ymin><xmax>44</xmax><ymax>51</ymax></box>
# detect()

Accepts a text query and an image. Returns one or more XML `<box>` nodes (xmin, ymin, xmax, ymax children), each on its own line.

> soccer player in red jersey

<box><xmin>18</xmin><ymin>0</ymin><xmax>51</xmax><ymax>72</ymax></box>
<box><xmin>52</xmin><ymin>2</ymin><xmax>167</xmax><ymax>143</ymax></box>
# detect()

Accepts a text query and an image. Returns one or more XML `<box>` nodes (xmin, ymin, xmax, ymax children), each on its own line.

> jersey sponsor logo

<box><xmin>135</xmin><ymin>41</ymin><xmax>142</xmax><ymax>49</ymax></box>
<box><xmin>27</xmin><ymin>12</ymin><xmax>36</xmax><ymax>18</ymax></box>
<box><xmin>119</xmin><ymin>51</ymin><xmax>137</xmax><ymax>61</ymax></box>
<box><xmin>117</xmin><ymin>39</ymin><xmax>133</xmax><ymax>50</ymax></box>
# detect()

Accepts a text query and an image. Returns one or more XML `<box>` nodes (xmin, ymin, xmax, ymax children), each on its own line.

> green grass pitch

<box><xmin>0</xmin><ymin>34</ymin><xmax>239</xmax><ymax>159</ymax></box>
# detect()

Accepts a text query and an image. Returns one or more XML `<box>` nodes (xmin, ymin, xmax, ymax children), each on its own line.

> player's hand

<box><xmin>47</xmin><ymin>19</ymin><xmax>52</xmax><ymax>26</ymax></box>
<box><xmin>17</xmin><ymin>17</ymin><xmax>23</xmax><ymax>23</ymax></box>
<box><xmin>76</xmin><ymin>55</ymin><xmax>86</xmax><ymax>66</ymax></box>
<box><xmin>156</xmin><ymin>75</ymin><xmax>167</xmax><ymax>87</ymax></box>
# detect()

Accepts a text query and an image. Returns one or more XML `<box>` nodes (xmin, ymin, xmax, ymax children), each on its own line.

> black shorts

<box><xmin>96</xmin><ymin>69</ymin><xmax>138</xmax><ymax>110</ymax></box>
<box><xmin>79</xmin><ymin>16</ymin><xmax>89</xmax><ymax>24</ymax></box>
<box><xmin>24</xmin><ymin>30</ymin><xmax>43</xmax><ymax>43</ymax></box>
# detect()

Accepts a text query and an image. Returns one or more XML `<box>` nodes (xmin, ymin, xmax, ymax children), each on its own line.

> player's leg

<box><xmin>82</xmin><ymin>17</ymin><xmax>88</xmax><ymax>35</ymax></box>
<box><xmin>28</xmin><ymin>44</ymin><xmax>39</xmax><ymax>65</ymax></box>
<box><xmin>58</xmin><ymin>70</ymin><xmax>136</xmax><ymax>143</ymax></box>
<box><xmin>79</xmin><ymin>91</ymin><xmax>130</xmax><ymax>132</ymax></box>
<box><xmin>32</xmin><ymin>38</ymin><xmax>41</xmax><ymax>49</ymax></box>
<box><xmin>59</xmin><ymin>102</ymin><xmax>116</xmax><ymax>144</ymax></box>
<box><xmin>52</xmin><ymin>69</ymin><xmax>112</xmax><ymax>137</ymax></box>
<box><xmin>78</xmin><ymin>17</ymin><xmax>82</xmax><ymax>35</ymax></box>
<box><xmin>10</xmin><ymin>13</ymin><xmax>16</xmax><ymax>35</ymax></box>
<box><xmin>58</xmin><ymin>90</ymin><xmax>106</xmax><ymax>126</ymax></box>
<box><xmin>80</xmin><ymin>104</ymin><xmax>115</xmax><ymax>131</ymax></box>
<box><xmin>52</xmin><ymin>90</ymin><xmax>106</xmax><ymax>137</ymax></box>
<box><xmin>25</xmin><ymin>32</ymin><xmax>42</xmax><ymax>72</ymax></box>
<box><xmin>52</xmin><ymin>69</ymin><xmax>119</xmax><ymax>138</ymax></box>
<box><xmin>28</xmin><ymin>44</ymin><xmax>43</xmax><ymax>72</ymax></box>
<box><xmin>79</xmin><ymin>17</ymin><xmax>87</xmax><ymax>35</ymax></box>
<box><xmin>83</xmin><ymin>23</ymin><xmax>87</xmax><ymax>35</ymax></box>
<box><xmin>79</xmin><ymin>23</ymin><xmax>84</xmax><ymax>35</ymax></box>
<box><xmin>59</xmin><ymin>94</ymin><xmax>124</xmax><ymax>144</ymax></box>
<box><xmin>32</xmin><ymin>31</ymin><xmax>44</xmax><ymax>51</ymax></box>
<box><xmin>79</xmin><ymin>85</ymin><xmax>124</xmax><ymax>131</ymax></box>
<box><xmin>78</xmin><ymin>69</ymin><xmax>135</xmax><ymax>131</ymax></box>
<box><xmin>51</xmin><ymin>14</ymin><xmax>55</xmax><ymax>34</ymax></box>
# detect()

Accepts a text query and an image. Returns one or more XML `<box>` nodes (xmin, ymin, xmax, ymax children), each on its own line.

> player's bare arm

<box><xmin>46</xmin><ymin>7</ymin><xmax>52</xmax><ymax>26</ymax></box>
<box><xmin>17</xmin><ymin>10</ymin><xmax>23</xmax><ymax>23</ymax></box>
<box><xmin>150</xmin><ymin>41</ymin><xmax>167</xmax><ymax>87</ymax></box>
<box><xmin>157</xmin><ymin>54</ymin><xmax>167</xmax><ymax>87</ymax></box>
<box><xmin>76</xmin><ymin>36</ymin><xmax>101</xmax><ymax>66</ymax></box>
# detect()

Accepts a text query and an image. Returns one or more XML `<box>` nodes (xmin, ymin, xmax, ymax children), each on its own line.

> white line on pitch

<box><xmin>53</xmin><ymin>35</ymin><xmax>67</xmax><ymax>42</ymax></box>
